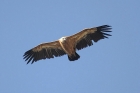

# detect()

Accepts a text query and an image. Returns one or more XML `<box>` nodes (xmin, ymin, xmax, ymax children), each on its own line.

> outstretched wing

<box><xmin>23</xmin><ymin>41</ymin><xmax>66</xmax><ymax>64</ymax></box>
<box><xmin>68</xmin><ymin>25</ymin><xmax>112</xmax><ymax>50</ymax></box>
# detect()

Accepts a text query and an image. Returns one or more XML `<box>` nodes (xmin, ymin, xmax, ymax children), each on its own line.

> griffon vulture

<box><xmin>23</xmin><ymin>25</ymin><xmax>112</xmax><ymax>64</ymax></box>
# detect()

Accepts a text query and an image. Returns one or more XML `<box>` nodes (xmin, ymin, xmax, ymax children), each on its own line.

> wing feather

<box><xmin>23</xmin><ymin>41</ymin><xmax>66</xmax><ymax>64</ymax></box>
<box><xmin>68</xmin><ymin>25</ymin><xmax>112</xmax><ymax>50</ymax></box>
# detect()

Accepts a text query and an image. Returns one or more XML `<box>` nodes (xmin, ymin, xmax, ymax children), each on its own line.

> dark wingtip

<box><xmin>97</xmin><ymin>25</ymin><xmax>112</xmax><ymax>31</ymax></box>
<box><xmin>23</xmin><ymin>49</ymin><xmax>35</xmax><ymax>64</ymax></box>
<box><xmin>91</xmin><ymin>25</ymin><xmax>112</xmax><ymax>42</ymax></box>
<box><xmin>97</xmin><ymin>25</ymin><xmax>112</xmax><ymax>37</ymax></box>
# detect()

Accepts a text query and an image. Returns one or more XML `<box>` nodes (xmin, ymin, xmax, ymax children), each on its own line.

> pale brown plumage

<box><xmin>23</xmin><ymin>25</ymin><xmax>112</xmax><ymax>64</ymax></box>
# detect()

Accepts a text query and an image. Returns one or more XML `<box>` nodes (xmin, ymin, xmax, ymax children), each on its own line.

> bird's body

<box><xmin>59</xmin><ymin>37</ymin><xmax>74</xmax><ymax>55</ymax></box>
<box><xmin>59</xmin><ymin>36</ymin><xmax>80</xmax><ymax>61</ymax></box>
<box><xmin>23</xmin><ymin>25</ymin><xmax>112</xmax><ymax>64</ymax></box>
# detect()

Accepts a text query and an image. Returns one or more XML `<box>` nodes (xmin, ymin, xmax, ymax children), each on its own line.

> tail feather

<box><xmin>68</xmin><ymin>52</ymin><xmax>80</xmax><ymax>61</ymax></box>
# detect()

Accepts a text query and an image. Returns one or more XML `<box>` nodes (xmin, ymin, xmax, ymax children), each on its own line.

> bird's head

<box><xmin>59</xmin><ymin>37</ymin><xmax>67</xmax><ymax>43</ymax></box>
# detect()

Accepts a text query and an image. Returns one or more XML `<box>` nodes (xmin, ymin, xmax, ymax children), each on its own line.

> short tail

<box><xmin>68</xmin><ymin>52</ymin><xmax>80</xmax><ymax>61</ymax></box>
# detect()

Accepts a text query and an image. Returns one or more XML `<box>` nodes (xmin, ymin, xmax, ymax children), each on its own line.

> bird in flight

<box><xmin>23</xmin><ymin>25</ymin><xmax>112</xmax><ymax>64</ymax></box>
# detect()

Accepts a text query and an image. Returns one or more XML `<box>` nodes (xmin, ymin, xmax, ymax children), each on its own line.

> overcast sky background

<box><xmin>0</xmin><ymin>0</ymin><xmax>140</xmax><ymax>93</ymax></box>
